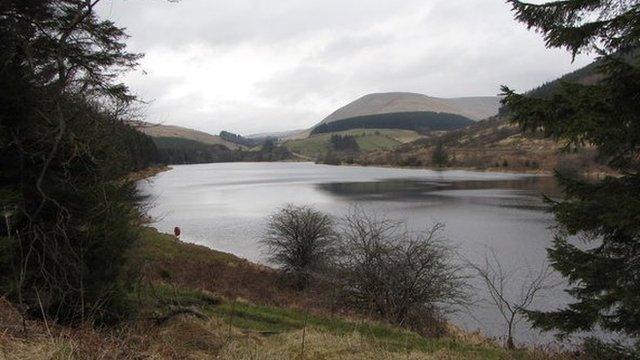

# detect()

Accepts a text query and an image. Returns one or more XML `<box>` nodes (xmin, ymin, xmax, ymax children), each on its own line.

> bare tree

<box><xmin>261</xmin><ymin>204</ymin><xmax>337</xmax><ymax>290</ymax></box>
<box><xmin>468</xmin><ymin>249</ymin><xmax>557</xmax><ymax>349</ymax></box>
<box><xmin>336</xmin><ymin>207</ymin><xmax>469</xmax><ymax>331</ymax></box>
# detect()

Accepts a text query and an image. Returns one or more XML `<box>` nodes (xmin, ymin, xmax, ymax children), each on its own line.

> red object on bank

<box><xmin>174</xmin><ymin>226</ymin><xmax>181</xmax><ymax>237</ymax></box>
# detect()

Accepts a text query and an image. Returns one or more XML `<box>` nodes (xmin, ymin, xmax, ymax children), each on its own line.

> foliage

<box><xmin>286</xmin><ymin>129</ymin><xmax>411</xmax><ymax>159</ymax></box>
<box><xmin>335</xmin><ymin>208</ymin><xmax>469</xmax><ymax>330</ymax></box>
<box><xmin>0</xmin><ymin>0</ymin><xmax>156</xmax><ymax>324</ymax></box>
<box><xmin>311</xmin><ymin>112</ymin><xmax>474</xmax><ymax>135</ymax></box>
<box><xmin>153</xmin><ymin>136</ymin><xmax>292</xmax><ymax>164</ymax></box>
<box><xmin>580</xmin><ymin>337</ymin><xmax>640</xmax><ymax>359</ymax></box>
<box><xmin>329</xmin><ymin>134</ymin><xmax>360</xmax><ymax>152</ymax></box>
<box><xmin>219</xmin><ymin>130</ymin><xmax>272</xmax><ymax>147</ymax></box>
<box><xmin>526</xmin><ymin>59</ymin><xmax>601</xmax><ymax>99</ymax></box>
<box><xmin>153</xmin><ymin>137</ymin><xmax>239</xmax><ymax>164</ymax></box>
<box><xmin>261</xmin><ymin>205</ymin><xmax>338</xmax><ymax>289</ymax></box>
<box><xmin>502</xmin><ymin>0</ymin><xmax>640</xmax><ymax>341</ymax></box>
<box><xmin>318</xmin><ymin>151</ymin><xmax>342</xmax><ymax>165</ymax></box>
<box><xmin>432</xmin><ymin>142</ymin><xmax>448</xmax><ymax>167</ymax></box>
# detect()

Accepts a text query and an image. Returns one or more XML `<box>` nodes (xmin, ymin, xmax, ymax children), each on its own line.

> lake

<box><xmin>138</xmin><ymin>161</ymin><xmax>573</xmax><ymax>346</ymax></box>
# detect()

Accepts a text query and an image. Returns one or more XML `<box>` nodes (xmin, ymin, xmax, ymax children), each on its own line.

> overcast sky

<box><xmin>97</xmin><ymin>0</ymin><xmax>594</xmax><ymax>135</ymax></box>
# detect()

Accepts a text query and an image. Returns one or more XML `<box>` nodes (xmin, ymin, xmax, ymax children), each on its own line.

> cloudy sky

<box><xmin>97</xmin><ymin>0</ymin><xmax>594</xmax><ymax>135</ymax></box>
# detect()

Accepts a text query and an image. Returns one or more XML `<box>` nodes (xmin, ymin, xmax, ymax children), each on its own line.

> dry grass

<box><xmin>0</xmin><ymin>229</ymin><xmax>572</xmax><ymax>359</ymax></box>
<box><xmin>218</xmin><ymin>329</ymin><xmax>485</xmax><ymax>360</ymax></box>
<box><xmin>352</xmin><ymin>117</ymin><xmax>613</xmax><ymax>176</ymax></box>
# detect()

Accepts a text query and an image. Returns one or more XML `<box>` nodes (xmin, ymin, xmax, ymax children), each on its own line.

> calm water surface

<box><xmin>138</xmin><ymin>162</ymin><xmax>574</xmax><ymax>345</ymax></box>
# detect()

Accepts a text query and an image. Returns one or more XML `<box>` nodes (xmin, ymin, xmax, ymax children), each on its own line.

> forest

<box><xmin>311</xmin><ymin>111</ymin><xmax>474</xmax><ymax>135</ymax></box>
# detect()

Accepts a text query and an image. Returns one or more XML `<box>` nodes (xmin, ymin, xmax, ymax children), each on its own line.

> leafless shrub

<box><xmin>468</xmin><ymin>249</ymin><xmax>557</xmax><ymax>349</ymax></box>
<box><xmin>261</xmin><ymin>204</ymin><xmax>337</xmax><ymax>290</ymax></box>
<box><xmin>335</xmin><ymin>207</ymin><xmax>469</xmax><ymax>332</ymax></box>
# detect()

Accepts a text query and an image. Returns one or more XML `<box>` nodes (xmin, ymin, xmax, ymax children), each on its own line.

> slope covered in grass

<box><xmin>0</xmin><ymin>227</ymin><xmax>568</xmax><ymax>359</ymax></box>
<box><xmin>283</xmin><ymin>128</ymin><xmax>423</xmax><ymax>158</ymax></box>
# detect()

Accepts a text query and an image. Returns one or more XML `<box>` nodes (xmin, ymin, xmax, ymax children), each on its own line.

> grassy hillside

<box><xmin>153</xmin><ymin>136</ymin><xmax>237</xmax><ymax>163</ymax></box>
<box><xmin>284</xmin><ymin>129</ymin><xmax>423</xmax><ymax>158</ymax></box>
<box><xmin>0</xmin><ymin>227</ymin><xmax>568</xmax><ymax>359</ymax></box>
<box><xmin>319</xmin><ymin>93</ymin><xmax>499</xmax><ymax>124</ymax></box>
<box><xmin>349</xmin><ymin>116</ymin><xmax>610</xmax><ymax>175</ymax></box>
<box><xmin>132</xmin><ymin>121</ymin><xmax>244</xmax><ymax>150</ymax></box>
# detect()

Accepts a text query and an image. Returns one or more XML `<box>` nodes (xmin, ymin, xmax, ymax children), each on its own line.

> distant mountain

<box><xmin>319</xmin><ymin>92</ymin><xmax>500</xmax><ymax>125</ymax></box>
<box><xmin>326</xmin><ymin>60</ymin><xmax>615</xmax><ymax>173</ymax></box>
<box><xmin>246</xmin><ymin>129</ymin><xmax>308</xmax><ymax>140</ymax></box>
<box><xmin>219</xmin><ymin>130</ymin><xmax>270</xmax><ymax>147</ymax></box>
<box><xmin>131</xmin><ymin>121</ymin><xmax>243</xmax><ymax>150</ymax></box>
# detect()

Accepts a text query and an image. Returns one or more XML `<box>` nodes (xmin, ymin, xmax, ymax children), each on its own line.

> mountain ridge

<box><xmin>131</xmin><ymin>121</ymin><xmax>243</xmax><ymax>150</ymax></box>
<box><xmin>318</xmin><ymin>92</ymin><xmax>500</xmax><ymax>126</ymax></box>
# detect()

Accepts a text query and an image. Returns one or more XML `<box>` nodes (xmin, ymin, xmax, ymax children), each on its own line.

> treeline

<box><xmin>329</xmin><ymin>134</ymin><xmax>360</xmax><ymax>152</ymax></box>
<box><xmin>525</xmin><ymin>49</ymin><xmax>639</xmax><ymax>100</ymax></box>
<box><xmin>154</xmin><ymin>137</ymin><xmax>292</xmax><ymax>164</ymax></box>
<box><xmin>219</xmin><ymin>130</ymin><xmax>275</xmax><ymax>148</ymax></box>
<box><xmin>311</xmin><ymin>112</ymin><xmax>474</xmax><ymax>135</ymax></box>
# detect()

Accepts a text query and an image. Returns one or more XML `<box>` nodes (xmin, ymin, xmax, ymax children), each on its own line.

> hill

<box><xmin>311</xmin><ymin>111</ymin><xmax>474</xmax><ymax>135</ymax></box>
<box><xmin>319</xmin><ymin>92</ymin><xmax>500</xmax><ymax>125</ymax></box>
<box><xmin>219</xmin><ymin>130</ymin><xmax>271</xmax><ymax>147</ymax></box>
<box><xmin>352</xmin><ymin>116</ymin><xmax>608</xmax><ymax>174</ymax></box>
<box><xmin>323</xmin><ymin>60</ymin><xmax>614</xmax><ymax>174</ymax></box>
<box><xmin>284</xmin><ymin>128</ymin><xmax>423</xmax><ymax>158</ymax></box>
<box><xmin>132</xmin><ymin>121</ymin><xmax>243</xmax><ymax>150</ymax></box>
<box><xmin>247</xmin><ymin>128</ymin><xmax>309</xmax><ymax>140</ymax></box>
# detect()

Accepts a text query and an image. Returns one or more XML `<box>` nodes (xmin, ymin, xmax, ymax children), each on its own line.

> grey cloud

<box><xmin>97</xmin><ymin>0</ymin><xmax>595</xmax><ymax>134</ymax></box>
<box><xmin>100</xmin><ymin>0</ymin><xmax>422</xmax><ymax>48</ymax></box>
<box><xmin>254</xmin><ymin>64</ymin><xmax>343</xmax><ymax>105</ymax></box>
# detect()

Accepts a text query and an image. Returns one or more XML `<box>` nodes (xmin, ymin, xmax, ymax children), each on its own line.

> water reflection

<box><xmin>317</xmin><ymin>177</ymin><xmax>559</xmax><ymax>211</ymax></box>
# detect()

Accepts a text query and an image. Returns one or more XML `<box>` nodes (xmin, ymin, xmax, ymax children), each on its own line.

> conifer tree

<box><xmin>432</xmin><ymin>142</ymin><xmax>448</xmax><ymax>167</ymax></box>
<box><xmin>0</xmin><ymin>0</ymin><xmax>155</xmax><ymax>323</ymax></box>
<box><xmin>502</xmin><ymin>0</ymin><xmax>640</xmax><ymax>338</ymax></box>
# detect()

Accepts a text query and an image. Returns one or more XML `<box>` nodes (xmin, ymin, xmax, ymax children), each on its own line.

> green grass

<box><xmin>283</xmin><ymin>129</ymin><xmax>423</xmax><ymax>158</ymax></box>
<box><xmin>140</xmin><ymin>283</ymin><xmax>516</xmax><ymax>358</ymax></box>
<box><xmin>120</xmin><ymin>228</ymin><xmax>558</xmax><ymax>359</ymax></box>
<box><xmin>128</xmin><ymin>227</ymin><xmax>240</xmax><ymax>265</ymax></box>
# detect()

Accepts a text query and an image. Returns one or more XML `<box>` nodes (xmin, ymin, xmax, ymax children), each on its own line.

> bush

<box><xmin>261</xmin><ymin>205</ymin><xmax>337</xmax><ymax>289</ymax></box>
<box><xmin>318</xmin><ymin>151</ymin><xmax>341</xmax><ymax>165</ymax></box>
<box><xmin>335</xmin><ymin>208</ymin><xmax>468</xmax><ymax>330</ymax></box>
<box><xmin>329</xmin><ymin>135</ymin><xmax>360</xmax><ymax>152</ymax></box>
<box><xmin>580</xmin><ymin>338</ymin><xmax>640</xmax><ymax>360</ymax></box>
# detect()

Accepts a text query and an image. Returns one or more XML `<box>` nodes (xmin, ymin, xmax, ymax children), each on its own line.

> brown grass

<box><xmin>0</xmin><ymin>228</ymin><xmax>574</xmax><ymax>359</ymax></box>
<box><xmin>126</xmin><ymin>228</ymin><xmax>353</xmax><ymax>318</ymax></box>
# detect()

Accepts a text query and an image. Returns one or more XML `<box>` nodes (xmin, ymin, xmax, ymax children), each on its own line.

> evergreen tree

<box><xmin>0</xmin><ymin>0</ymin><xmax>153</xmax><ymax>323</ymax></box>
<box><xmin>432</xmin><ymin>142</ymin><xmax>448</xmax><ymax>167</ymax></box>
<box><xmin>329</xmin><ymin>134</ymin><xmax>360</xmax><ymax>152</ymax></box>
<box><xmin>502</xmin><ymin>0</ymin><xmax>640</xmax><ymax>339</ymax></box>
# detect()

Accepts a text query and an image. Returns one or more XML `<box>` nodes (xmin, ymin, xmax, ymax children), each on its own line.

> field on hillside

<box><xmin>283</xmin><ymin>129</ymin><xmax>424</xmax><ymax>158</ymax></box>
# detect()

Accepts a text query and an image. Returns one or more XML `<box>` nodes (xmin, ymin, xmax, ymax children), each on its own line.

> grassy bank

<box><xmin>125</xmin><ymin>165</ymin><xmax>172</xmax><ymax>182</ymax></box>
<box><xmin>0</xmin><ymin>228</ymin><xmax>567</xmax><ymax>359</ymax></box>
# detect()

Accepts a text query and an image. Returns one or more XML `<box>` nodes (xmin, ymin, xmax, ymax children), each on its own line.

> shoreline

<box><xmin>126</xmin><ymin>164</ymin><xmax>172</xmax><ymax>182</ymax></box>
